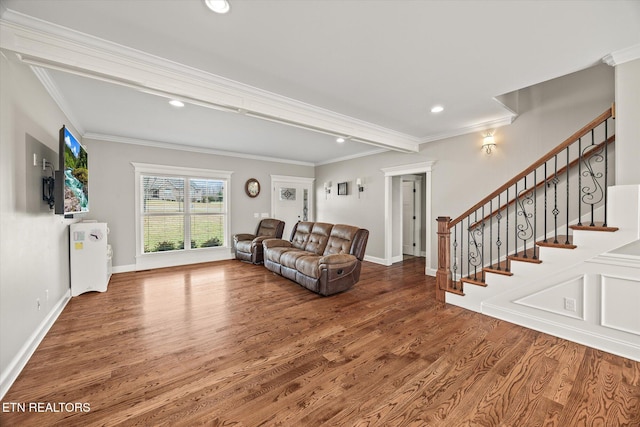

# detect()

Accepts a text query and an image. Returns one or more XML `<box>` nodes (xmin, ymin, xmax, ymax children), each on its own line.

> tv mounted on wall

<box><xmin>54</xmin><ymin>125</ymin><xmax>89</xmax><ymax>216</ymax></box>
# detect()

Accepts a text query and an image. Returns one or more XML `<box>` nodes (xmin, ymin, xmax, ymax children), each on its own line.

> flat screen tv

<box><xmin>55</xmin><ymin>125</ymin><xmax>89</xmax><ymax>215</ymax></box>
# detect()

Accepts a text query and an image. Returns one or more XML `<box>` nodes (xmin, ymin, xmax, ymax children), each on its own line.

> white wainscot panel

<box><xmin>514</xmin><ymin>275</ymin><xmax>585</xmax><ymax>320</ymax></box>
<box><xmin>601</xmin><ymin>274</ymin><xmax>640</xmax><ymax>335</ymax></box>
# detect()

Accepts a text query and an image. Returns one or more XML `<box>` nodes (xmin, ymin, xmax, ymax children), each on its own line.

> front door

<box><xmin>271</xmin><ymin>175</ymin><xmax>315</xmax><ymax>240</ymax></box>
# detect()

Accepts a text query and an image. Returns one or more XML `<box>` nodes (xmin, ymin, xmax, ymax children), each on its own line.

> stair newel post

<box><xmin>436</xmin><ymin>216</ymin><xmax>452</xmax><ymax>302</ymax></box>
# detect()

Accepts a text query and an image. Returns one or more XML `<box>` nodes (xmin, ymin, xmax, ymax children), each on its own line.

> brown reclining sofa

<box><xmin>263</xmin><ymin>222</ymin><xmax>369</xmax><ymax>296</ymax></box>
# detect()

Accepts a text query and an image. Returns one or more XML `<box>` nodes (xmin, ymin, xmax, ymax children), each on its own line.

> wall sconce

<box><xmin>482</xmin><ymin>133</ymin><xmax>496</xmax><ymax>155</ymax></box>
<box><xmin>356</xmin><ymin>178</ymin><xmax>364</xmax><ymax>198</ymax></box>
<box><xmin>324</xmin><ymin>181</ymin><xmax>331</xmax><ymax>199</ymax></box>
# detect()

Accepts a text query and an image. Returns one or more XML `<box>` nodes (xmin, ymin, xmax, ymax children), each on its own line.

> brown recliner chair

<box><xmin>233</xmin><ymin>218</ymin><xmax>285</xmax><ymax>264</ymax></box>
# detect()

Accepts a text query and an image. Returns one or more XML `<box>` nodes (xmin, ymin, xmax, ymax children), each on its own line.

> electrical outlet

<box><xmin>564</xmin><ymin>297</ymin><xmax>576</xmax><ymax>312</ymax></box>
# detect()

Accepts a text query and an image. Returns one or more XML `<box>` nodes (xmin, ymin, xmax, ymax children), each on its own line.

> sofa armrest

<box><xmin>234</xmin><ymin>233</ymin><xmax>256</xmax><ymax>243</ymax></box>
<box><xmin>349</xmin><ymin>229</ymin><xmax>369</xmax><ymax>260</ymax></box>
<box><xmin>319</xmin><ymin>253</ymin><xmax>357</xmax><ymax>266</ymax></box>
<box><xmin>262</xmin><ymin>238</ymin><xmax>292</xmax><ymax>250</ymax></box>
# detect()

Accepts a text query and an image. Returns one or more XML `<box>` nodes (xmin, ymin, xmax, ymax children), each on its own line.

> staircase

<box><xmin>435</xmin><ymin>106</ymin><xmax>640</xmax><ymax>361</ymax></box>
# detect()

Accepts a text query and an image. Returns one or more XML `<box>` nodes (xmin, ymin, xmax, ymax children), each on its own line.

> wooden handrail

<box><xmin>468</xmin><ymin>135</ymin><xmax>616</xmax><ymax>229</ymax></box>
<box><xmin>449</xmin><ymin>107</ymin><xmax>613</xmax><ymax>228</ymax></box>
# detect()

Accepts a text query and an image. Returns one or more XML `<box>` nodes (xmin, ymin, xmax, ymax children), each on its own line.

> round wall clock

<box><xmin>245</xmin><ymin>178</ymin><xmax>260</xmax><ymax>198</ymax></box>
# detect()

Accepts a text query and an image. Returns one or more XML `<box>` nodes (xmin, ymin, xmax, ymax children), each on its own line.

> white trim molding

<box><xmin>602</xmin><ymin>43</ymin><xmax>640</xmax><ymax>66</ymax></box>
<box><xmin>131</xmin><ymin>162</ymin><xmax>233</xmax><ymax>271</ymax></box>
<box><xmin>381</xmin><ymin>161</ymin><xmax>437</xmax><ymax>272</ymax></box>
<box><xmin>0</xmin><ymin>9</ymin><xmax>420</xmax><ymax>154</ymax></box>
<box><xmin>86</xmin><ymin>133</ymin><xmax>315</xmax><ymax>167</ymax></box>
<box><xmin>419</xmin><ymin>115</ymin><xmax>516</xmax><ymax>145</ymax></box>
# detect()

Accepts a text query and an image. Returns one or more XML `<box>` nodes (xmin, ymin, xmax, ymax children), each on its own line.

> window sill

<box><xmin>135</xmin><ymin>246</ymin><xmax>233</xmax><ymax>271</ymax></box>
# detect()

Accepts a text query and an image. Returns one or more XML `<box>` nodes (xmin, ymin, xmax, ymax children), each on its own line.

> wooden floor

<box><xmin>2</xmin><ymin>258</ymin><xmax>639</xmax><ymax>426</ymax></box>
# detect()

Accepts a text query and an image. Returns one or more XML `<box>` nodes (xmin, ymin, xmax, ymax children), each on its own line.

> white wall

<box><xmin>315</xmin><ymin>64</ymin><xmax>616</xmax><ymax>267</ymax></box>
<box><xmin>615</xmin><ymin>58</ymin><xmax>640</xmax><ymax>186</ymax></box>
<box><xmin>0</xmin><ymin>53</ymin><xmax>78</xmax><ymax>396</ymax></box>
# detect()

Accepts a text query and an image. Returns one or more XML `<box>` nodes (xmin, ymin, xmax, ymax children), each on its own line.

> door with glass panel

<box><xmin>271</xmin><ymin>176</ymin><xmax>314</xmax><ymax>240</ymax></box>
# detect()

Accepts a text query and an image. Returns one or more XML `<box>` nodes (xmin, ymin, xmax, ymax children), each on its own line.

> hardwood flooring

<box><xmin>2</xmin><ymin>258</ymin><xmax>639</xmax><ymax>426</ymax></box>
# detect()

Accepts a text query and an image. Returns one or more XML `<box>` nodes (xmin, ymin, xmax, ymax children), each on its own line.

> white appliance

<box><xmin>69</xmin><ymin>222</ymin><xmax>112</xmax><ymax>296</ymax></box>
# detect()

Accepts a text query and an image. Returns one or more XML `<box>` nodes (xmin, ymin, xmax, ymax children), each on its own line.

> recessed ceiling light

<box><xmin>169</xmin><ymin>99</ymin><xmax>185</xmax><ymax>108</ymax></box>
<box><xmin>336</xmin><ymin>137</ymin><xmax>346</xmax><ymax>143</ymax></box>
<box><xmin>431</xmin><ymin>105</ymin><xmax>444</xmax><ymax>113</ymax></box>
<box><xmin>205</xmin><ymin>0</ymin><xmax>230</xmax><ymax>14</ymax></box>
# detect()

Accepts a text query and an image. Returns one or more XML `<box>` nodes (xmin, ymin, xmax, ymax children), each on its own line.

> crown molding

<box><xmin>418</xmin><ymin>114</ymin><xmax>517</xmax><ymax>145</ymax></box>
<box><xmin>0</xmin><ymin>9</ymin><xmax>420</xmax><ymax>154</ymax></box>
<box><xmin>29</xmin><ymin>65</ymin><xmax>85</xmax><ymax>135</ymax></box>
<box><xmin>602</xmin><ymin>43</ymin><xmax>640</xmax><ymax>66</ymax></box>
<box><xmin>83</xmin><ymin>133</ymin><xmax>316</xmax><ymax>167</ymax></box>
<box><xmin>314</xmin><ymin>147</ymin><xmax>389</xmax><ymax>166</ymax></box>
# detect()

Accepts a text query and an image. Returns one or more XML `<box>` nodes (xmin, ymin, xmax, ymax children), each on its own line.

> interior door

<box><xmin>271</xmin><ymin>176</ymin><xmax>314</xmax><ymax>240</ymax></box>
<box><xmin>402</xmin><ymin>180</ymin><xmax>416</xmax><ymax>255</ymax></box>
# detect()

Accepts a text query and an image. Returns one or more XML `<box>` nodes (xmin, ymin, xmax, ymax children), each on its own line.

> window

<box><xmin>133</xmin><ymin>163</ymin><xmax>232</xmax><ymax>269</ymax></box>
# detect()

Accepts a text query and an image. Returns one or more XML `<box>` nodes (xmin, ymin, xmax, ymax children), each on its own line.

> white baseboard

<box><xmin>0</xmin><ymin>290</ymin><xmax>71</xmax><ymax>400</ymax></box>
<box><xmin>112</xmin><ymin>264</ymin><xmax>135</xmax><ymax>273</ymax></box>
<box><xmin>482</xmin><ymin>302</ymin><xmax>640</xmax><ymax>362</ymax></box>
<box><xmin>364</xmin><ymin>255</ymin><xmax>390</xmax><ymax>266</ymax></box>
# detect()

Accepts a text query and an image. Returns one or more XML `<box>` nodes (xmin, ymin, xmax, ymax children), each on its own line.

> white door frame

<box><xmin>270</xmin><ymin>175</ymin><xmax>315</xmax><ymax>236</ymax></box>
<box><xmin>381</xmin><ymin>161</ymin><xmax>436</xmax><ymax>275</ymax></box>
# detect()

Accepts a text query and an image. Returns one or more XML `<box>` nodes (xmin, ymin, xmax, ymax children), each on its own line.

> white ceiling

<box><xmin>1</xmin><ymin>0</ymin><xmax>639</xmax><ymax>165</ymax></box>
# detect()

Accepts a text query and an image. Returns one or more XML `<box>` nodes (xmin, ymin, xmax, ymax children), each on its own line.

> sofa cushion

<box><xmin>323</xmin><ymin>224</ymin><xmax>360</xmax><ymax>256</ymax></box>
<box><xmin>303</xmin><ymin>222</ymin><xmax>333</xmax><ymax>255</ymax></box>
<box><xmin>295</xmin><ymin>255</ymin><xmax>322</xmax><ymax>278</ymax></box>
<box><xmin>280</xmin><ymin>249</ymin><xmax>309</xmax><ymax>269</ymax></box>
<box><xmin>265</xmin><ymin>246</ymin><xmax>295</xmax><ymax>264</ymax></box>
<box><xmin>235</xmin><ymin>240</ymin><xmax>253</xmax><ymax>253</ymax></box>
<box><xmin>291</xmin><ymin>222</ymin><xmax>314</xmax><ymax>249</ymax></box>
<box><xmin>256</xmin><ymin>218</ymin><xmax>283</xmax><ymax>238</ymax></box>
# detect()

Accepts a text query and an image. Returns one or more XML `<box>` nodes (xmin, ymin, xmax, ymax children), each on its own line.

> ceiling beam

<box><xmin>0</xmin><ymin>10</ymin><xmax>421</xmax><ymax>154</ymax></box>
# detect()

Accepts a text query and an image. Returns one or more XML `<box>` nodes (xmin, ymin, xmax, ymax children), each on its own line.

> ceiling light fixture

<box><xmin>336</xmin><ymin>137</ymin><xmax>346</xmax><ymax>143</ymax></box>
<box><xmin>204</xmin><ymin>0</ymin><xmax>230</xmax><ymax>14</ymax></box>
<box><xmin>169</xmin><ymin>99</ymin><xmax>185</xmax><ymax>108</ymax></box>
<box><xmin>431</xmin><ymin>105</ymin><xmax>444</xmax><ymax>113</ymax></box>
